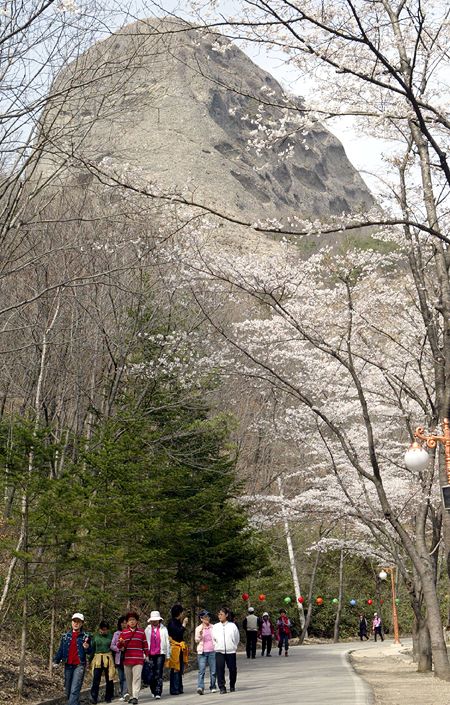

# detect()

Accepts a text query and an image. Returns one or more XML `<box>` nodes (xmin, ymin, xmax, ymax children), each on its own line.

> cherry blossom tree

<box><xmin>160</xmin><ymin>226</ymin><xmax>448</xmax><ymax>676</ymax></box>
<box><xmin>165</xmin><ymin>0</ymin><xmax>449</xmax><ymax>410</ymax></box>
<box><xmin>143</xmin><ymin>0</ymin><xmax>450</xmax><ymax>675</ymax></box>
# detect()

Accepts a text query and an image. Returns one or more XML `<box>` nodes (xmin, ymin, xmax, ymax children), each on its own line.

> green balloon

<box><xmin>283</xmin><ymin>596</ymin><xmax>292</xmax><ymax>604</ymax></box>
<box><xmin>332</xmin><ymin>598</ymin><xmax>338</xmax><ymax>604</ymax></box>
<box><xmin>395</xmin><ymin>598</ymin><xmax>400</xmax><ymax>605</ymax></box>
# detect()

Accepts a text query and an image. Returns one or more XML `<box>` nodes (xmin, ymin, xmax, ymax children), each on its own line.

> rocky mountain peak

<box><xmin>40</xmin><ymin>17</ymin><xmax>373</xmax><ymax>227</ymax></box>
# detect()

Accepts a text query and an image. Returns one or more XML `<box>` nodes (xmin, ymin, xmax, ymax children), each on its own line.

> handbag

<box><xmin>142</xmin><ymin>659</ymin><xmax>152</xmax><ymax>686</ymax></box>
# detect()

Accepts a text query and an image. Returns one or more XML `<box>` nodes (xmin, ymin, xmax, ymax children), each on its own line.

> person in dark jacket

<box><xmin>167</xmin><ymin>604</ymin><xmax>189</xmax><ymax>695</ymax></box>
<box><xmin>276</xmin><ymin>609</ymin><xmax>291</xmax><ymax>657</ymax></box>
<box><xmin>358</xmin><ymin>614</ymin><xmax>369</xmax><ymax>641</ymax></box>
<box><xmin>53</xmin><ymin>612</ymin><xmax>93</xmax><ymax>705</ymax></box>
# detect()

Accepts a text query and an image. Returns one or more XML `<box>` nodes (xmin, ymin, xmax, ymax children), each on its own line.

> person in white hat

<box><xmin>372</xmin><ymin>612</ymin><xmax>384</xmax><ymax>642</ymax></box>
<box><xmin>242</xmin><ymin>607</ymin><xmax>260</xmax><ymax>659</ymax></box>
<box><xmin>53</xmin><ymin>612</ymin><xmax>92</xmax><ymax>705</ymax></box>
<box><xmin>144</xmin><ymin>611</ymin><xmax>171</xmax><ymax>699</ymax></box>
<box><xmin>260</xmin><ymin>612</ymin><xmax>275</xmax><ymax>657</ymax></box>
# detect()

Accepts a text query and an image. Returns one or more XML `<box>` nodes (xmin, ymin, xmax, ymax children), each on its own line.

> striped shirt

<box><xmin>120</xmin><ymin>627</ymin><xmax>148</xmax><ymax>665</ymax></box>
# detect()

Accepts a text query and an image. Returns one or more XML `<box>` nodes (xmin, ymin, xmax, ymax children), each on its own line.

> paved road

<box><xmin>138</xmin><ymin>642</ymin><xmax>373</xmax><ymax>705</ymax></box>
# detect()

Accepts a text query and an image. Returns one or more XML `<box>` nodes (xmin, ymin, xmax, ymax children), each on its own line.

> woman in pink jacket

<box><xmin>195</xmin><ymin>610</ymin><xmax>217</xmax><ymax>694</ymax></box>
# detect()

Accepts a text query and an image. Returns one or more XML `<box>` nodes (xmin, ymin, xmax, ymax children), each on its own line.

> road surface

<box><xmin>138</xmin><ymin>642</ymin><xmax>373</xmax><ymax>705</ymax></box>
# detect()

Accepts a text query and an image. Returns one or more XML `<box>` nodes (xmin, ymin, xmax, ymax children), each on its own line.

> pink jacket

<box><xmin>195</xmin><ymin>623</ymin><xmax>215</xmax><ymax>654</ymax></box>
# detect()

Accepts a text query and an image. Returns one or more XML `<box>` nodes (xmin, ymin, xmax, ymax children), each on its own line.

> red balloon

<box><xmin>242</xmin><ymin>593</ymin><xmax>249</xmax><ymax>601</ymax></box>
<box><xmin>258</xmin><ymin>594</ymin><xmax>266</xmax><ymax>601</ymax></box>
<box><xmin>380</xmin><ymin>599</ymin><xmax>384</xmax><ymax>605</ymax></box>
<box><xmin>316</xmin><ymin>597</ymin><xmax>324</xmax><ymax>605</ymax></box>
<box><xmin>199</xmin><ymin>584</ymin><xmax>209</xmax><ymax>592</ymax></box>
<box><xmin>298</xmin><ymin>596</ymin><xmax>304</xmax><ymax>604</ymax></box>
<box><xmin>367</xmin><ymin>599</ymin><xmax>373</xmax><ymax>605</ymax></box>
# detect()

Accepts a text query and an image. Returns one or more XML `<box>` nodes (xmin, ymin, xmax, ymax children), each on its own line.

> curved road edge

<box><xmin>346</xmin><ymin>649</ymin><xmax>376</xmax><ymax>705</ymax></box>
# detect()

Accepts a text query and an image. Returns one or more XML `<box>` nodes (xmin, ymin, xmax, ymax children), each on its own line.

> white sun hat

<box><xmin>148</xmin><ymin>611</ymin><xmax>163</xmax><ymax>622</ymax></box>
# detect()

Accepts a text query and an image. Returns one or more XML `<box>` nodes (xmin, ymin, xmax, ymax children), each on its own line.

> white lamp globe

<box><xmin>378</xmin><ymin>570</ymin><xmax>388</xmax><ymax>581</ymax></box>
<box><xmin>404</xmin><ymin>442</ymin><xmax>429</xmax><ymax>472</ymax></box>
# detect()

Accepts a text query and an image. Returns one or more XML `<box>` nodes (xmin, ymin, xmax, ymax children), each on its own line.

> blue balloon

<box><xmin>349</xmin><ymin>599</ymin><xmax>357</xmax><ymax>606</ymax></box>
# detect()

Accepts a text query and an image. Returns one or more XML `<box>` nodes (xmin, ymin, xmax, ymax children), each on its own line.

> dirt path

<box><xmin>350</xmin><ymin>640</ymin><xmax>450</xmax><ymax>705</ymax></box>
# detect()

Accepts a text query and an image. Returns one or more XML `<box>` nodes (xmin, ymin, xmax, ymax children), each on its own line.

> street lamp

<box><xmin>378</xmin><ymin>568</ymin><xmax>400</xmax><ymax>644</ymax></box>
<box><xmin>404</xmin><ymin>418</ymin><xmax>450</xmax><ymax>511</ymax></box>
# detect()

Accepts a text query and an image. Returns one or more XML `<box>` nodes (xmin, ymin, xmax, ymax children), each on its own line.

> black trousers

<box><xmin>169</xmin><ymin>650</ymin><xmax>184</xmax><ymax>694</ymax></box>
<box><xmin>278</xmin><ymin>632</ymin><xmax>289</xmax><ymax>653</ymax></box>
<box><xmin>148</xmin><ymin>654</ymin><xmax>165</xmax><ymax>696</ymax></box>
<box><xmin>90</xmin><ymin>665</ymin><xmax>114</xmax><ymax>703</ymax></box>
<box><xmin>246</xmin><ymin>631</ymin><xmax>257</xmax><ymax>658</ymax></box>
<box><xmin>374</xmin><ymin>626</ymin><xmax>384</xmax><ymax>641</ymax></box>
<box><xmin>215</xmin><ymin>652</ymin><xmax>237</xmax><ymax>691</ymax></box>
<box><xmin>261</xmin><ymin>635</ymin><xmax>272</xmax><ymax>655</ymax></box>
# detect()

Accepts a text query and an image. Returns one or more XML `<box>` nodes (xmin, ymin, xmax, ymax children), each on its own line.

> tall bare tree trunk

<box><xmin>412</xmin><ymin>613</ymin><xmax>432</xmax><ymax>673</ymax></box>
<box><xmin>0</xmin><ymin>533</ymin><xmax>24</xmax><ymax>616</ymax></box>
<box><xmin>333</xmin><ymin>549</ymin><xmax>344</xmax><ymax>643</ymax></box>
<box><xmin>17</xmin><ymin>294</ymin><xmax>61</xmax><ymax>693</ymax></box>
<box><xmin>17</xmin><ymin>493</ymin><xmax>29</xmax><ymax>695</ymax></box>
<box><xmin>277</xmin><ymin>478</ymin><xmax>306</xmax><ymax>632</ymax></box>
<box><xmin>49</xmin><ymin>572</ymin><xmax>57</xmax><ymax>675</ymax></box>
<box><xmin>299</xmin><ymin>550</ymin><xmax>321</xmax><ymax>644</ymax></box>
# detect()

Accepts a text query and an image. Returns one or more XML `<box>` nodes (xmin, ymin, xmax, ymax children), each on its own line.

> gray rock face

<box><xmin>40</xmin><ymin>17</ymin><xmax>373</xmax><ymax>224</ymax></box>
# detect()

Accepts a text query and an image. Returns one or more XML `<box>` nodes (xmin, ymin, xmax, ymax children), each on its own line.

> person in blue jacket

<box><xmin>53</xmin><ymin>612</ymin><xmax>93</xmax><ymax>705</ymax></box>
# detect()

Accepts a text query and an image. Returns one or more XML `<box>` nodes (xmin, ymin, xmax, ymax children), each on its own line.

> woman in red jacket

<box><xmin>276</xmin><ymin>609</ymin><xmax>291</xmax><ymax>657</ymax></box>
<box><xmin>117</xmin><ymin>611</ymin><xmax>149</xmax><ymax>705</ymax></box>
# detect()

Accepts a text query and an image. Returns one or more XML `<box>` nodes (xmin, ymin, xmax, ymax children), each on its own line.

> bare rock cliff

<box><xmin>40</xmin><ymin>17</ymin><xmax>373</xmax><ymax>227</ymax></box>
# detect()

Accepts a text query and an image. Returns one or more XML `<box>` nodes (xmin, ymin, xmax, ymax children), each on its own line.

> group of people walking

<box><xmin>242</xmin><ymin>607</ymin><xmax>292</xmax><ymax>658</ymax></box>
<box><xmin>54</xmin><ymin>605</ymin><xmax>190</xmax><ymax>705</ymax></box>
<box><xmin>358</xmin><ymin>612</ymin><xmax>384</xmax><ymax>641</ymax></box>
<box><xmin>54</xmin><ymin>605</ymin><xmax>293</xmax><ymax>705</ymax></box>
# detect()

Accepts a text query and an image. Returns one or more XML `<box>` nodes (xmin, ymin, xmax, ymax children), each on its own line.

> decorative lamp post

<box><xmin>379</xmin><ymin>568</ymin><xmax>400</xmax><ymax>644</ymax></box>
<box><xmin>404</xmin><ymin>418</ymin><xmax>450</xmax><ymax>511</ymax></box>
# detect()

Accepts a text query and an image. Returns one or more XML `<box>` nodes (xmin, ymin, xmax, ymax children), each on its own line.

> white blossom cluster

<box><xmin>56</xmin><ymin>0</ymin><xmax>79</xmax><ymax>13</ymax></box>
<box><xmin>171</xmin><ymin>224</ymin><xmax>440</xmax><ymax>533</ymax></box>
<box><xmin>127</xmin><ymin>328</ymin><xmax>209</xmax><ymax>390</ymax></box>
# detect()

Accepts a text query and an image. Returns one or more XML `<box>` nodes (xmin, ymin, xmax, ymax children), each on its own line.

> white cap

<box><xmin>248</xmin><ymin>607</ymin><xmax>255</xmax><ymax>613</ymax></box>
<box><xmin>148</xmin><ymin>611</ymin><xmax>163</xmax><ymax>622</ymax></box>
<box><xmin>262</xmin><ymin>612</ymin><xmax>269</xmax><ymax>617</ymax></box>
<box><xmin>72</xmin><ymin>612</ymin><xmax>84</xmax><ymax>621</ymax></box>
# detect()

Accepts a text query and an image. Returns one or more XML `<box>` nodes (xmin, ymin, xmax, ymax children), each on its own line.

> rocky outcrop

<box><xmin>39</xmin><ymin>17</ymin><xmax>373</xmax><ymax>227</ymax></box>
